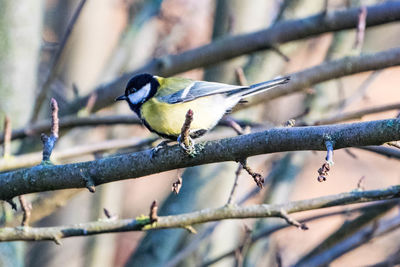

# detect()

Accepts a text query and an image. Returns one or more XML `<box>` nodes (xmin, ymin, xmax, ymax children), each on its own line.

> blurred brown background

<box><xmin>1</xmin><ymin>0</ymin><xmax>400</xmax><ymax>266</ymax></box>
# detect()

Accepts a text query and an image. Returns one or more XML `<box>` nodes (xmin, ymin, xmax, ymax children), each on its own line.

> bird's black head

<box><xmin>116</xmin><ymin>73</ymin><xmax>159</xmax><ymax>112</ymax></box>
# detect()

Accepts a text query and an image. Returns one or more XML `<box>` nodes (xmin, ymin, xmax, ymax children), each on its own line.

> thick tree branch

<box><xmin>0</xmin><ymin>185</ymin><xmax>399</xmax><ymax>242</ymax></box>
<box><xmin>0</xmin><ymin>119</ymin><xmax>399</xmax><ymax>199</ymax></box>
<box><xmin>64</xmin><ymin>2</ymin><xmax>400</xmax><ymax>115</ymax></box>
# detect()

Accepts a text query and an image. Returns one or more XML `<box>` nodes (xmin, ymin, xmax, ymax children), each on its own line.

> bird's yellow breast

<box><xmin>140</xmin><ymin>95</ymin><xmax>228</xmax><ymax>137</ymax></box>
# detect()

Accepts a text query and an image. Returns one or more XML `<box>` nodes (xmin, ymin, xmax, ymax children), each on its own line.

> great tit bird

<box><xmin>116</xmin><ymin>73</ymin><xmax>289</xmax><ymax>142</ymax></box>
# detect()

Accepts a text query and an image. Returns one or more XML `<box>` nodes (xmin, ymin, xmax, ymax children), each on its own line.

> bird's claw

<box><xmin>150</xmin><ymin>140</ymin><xmax>170</xmax><ymax>158</ymax></box>
<box><xmin>177</xmin><ymin>134</ymin><xmax>195</xmax><ymax>155</ymax></box>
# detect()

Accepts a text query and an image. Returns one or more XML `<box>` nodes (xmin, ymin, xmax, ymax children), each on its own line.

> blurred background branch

<box><xmin>1</xmin><ymin>0</ymin><xmax>400</xmax><ymax>266</ymax></box>
<box><xmin>0</xmin><ymin>185</ymin><xmax>399</xmax><ymax>242</ymax></box>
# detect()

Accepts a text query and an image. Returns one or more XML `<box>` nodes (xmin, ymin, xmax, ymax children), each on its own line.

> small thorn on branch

<box><xmin>240</xmin><ymin>160</ymin><xmax>264</xmax><ymax>188</ymax></box>
<box><xmin>178</xmin><ymin>109</ymin><xmax>194</xmax><ymax>153</ymax></box>
<box><xmin>279</xmin><ymin>209</ymin><xmax>308</xmax><ymax>230</ymax></box>
<box><xmin>103</xmin><ymin>208</ymin><xmax>118</xmax><ymax>220</ymax></box>
<box><xmin>80</xmin><ymin>169</ymin><xmax>96</xmax><ymax>193</ymax></box>
<box><xmin>86</xmin><ymin>184</ymin><xmax>96</xmax><ymax>193</ymax></box>
<box><xmin>317</xmin><ymin>140</ymin><xmax>334</xmax><ymax>182</ymax></box>
<box><xmin>52</xmin><ymin>235</ymin><xmax>62</xmax><ymax>245</ymax></box>
<box><xmin>18</xmin><ymin>195</ymin><xmax>32</xmax><ymax>227</ymax></box>
<box><xmin>149</xmin><ymin>200</ymin><xmax>158</xmax><ymax>223</ymax></box>
<box><xmin>72</xmin><ymin>83</ymin><xmax>80</xmax><ymax>98</ymax></box>
<box><xmin>6</xmin><ymin>199</ymin><xmax>17</xmax><ymax>211</ymax></box>
<box><xmin>41</xmin><ymin>98</ymin><xmax>59</xmax><ymax>162</ymax></box>
<box><xmin>357</xmin><ymin>176</ymin><xmax>366</xmax><ymax>191</ymax></box>
<box><xmin>183</xmin><ymin>225</ymin><xmax>197</xmax><ymax>234</ymax></box>
<box><xmin>2</xmin><ymin>115</ymin><xmax>11</xmax><ymax>158</ymax></box>
<box><xmin>172</xmin><ymin>174</ymin><xmax>183</xmax><ymax>195</ymax></box>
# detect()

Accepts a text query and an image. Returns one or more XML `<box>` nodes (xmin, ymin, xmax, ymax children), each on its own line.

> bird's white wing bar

<box><xmin>158</xmin><ymin>81</ymin><xmax>247</xmax><ymax>104</ymax></box>
<box><xmin>180</xmin><ymin>82</ymin><xmax>195</xmax><ymax>99</ymax></box>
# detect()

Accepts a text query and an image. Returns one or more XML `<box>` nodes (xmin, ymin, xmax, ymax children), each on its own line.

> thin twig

<box><xmin>335</xmin><ymin>70</ymin><xmax>382</xmax><ymax>112</ymax></box>
<box><xmin>279</xmin><ymin>209</ymin><xmax>308</xmax><ymax>230</ymax></box>
<box><xmin>315</xmin><ymin>102</ymin><xmax>400</xmax><ymax>125</ymax></box>
<box><xmin>226</xmin><ymin>123</ymin><xmax>250</xmax><ymax>204</ymax></box>
<box><xmin>10</xmin><ymin>190</ymin><xmax>81</xmax><ymax>227</ymax></box>
<box><xmin>235</xmin><ymin>67</ymin><xmax>248</xmax><ymax>86</ymax></box>
<box><xmin>240</xmin><ymin>160</ymin><xmax>264</xmax><ymax>188</ymax></box>
<box><xmin>357</xmin><ymin>176</ymin><xmax>366</xmax><ymax>191</ymax></box>
<box><xmin>50</xmin><ymin>99</ymin><xmax>59</xmax><ymax>139</ymax></box>
<box><xmin>354</xmin><ymin>6</ymin><xmax>367</xmax><ymax>50</ymax></box>
<box><xmin>84</xmin><ymin>92</ymin><xmax>97</xmax><ymax>115</ymax></box>
<box><xmin>225</xmin><ymin>118</ymin><xmax>245</xmax><ymax>135</ymax></box>
<box><xmin>41</xmin><ymin>98</ymin><xmax>59</xmax><ymax>162</ymax></box>
<box><xmin>226</xmin><ymin>164</ymin><xmax>243</xmax><ymax>205</ymax></box>
<box><xmin>270</xmin><ymin>45</ymin><xmax>290</xmax><ymax>62</ymax></box>
<box><xmin>358</xmin><ymin>146</ymin><xmax>400</xmax><ymax>159</ymax></box>
<box><xmin>18</xmin><ymin>195</ymin><xmax>32</xmax><ymax>227</ymax></box>
<box><xmin>234</xmin><ymin>225</ymin><xmax>252</xmax><ymax>267</ymax></box>
<box><xmin>2</xmin><ymin>116</ymin><xmax>11</xmax><ymax>158</ymax></box>
<box><xmin>317</xmin><ymin>141</ymin><xmax>334</xmax><ymax>182</ymax></box>
<box><xmin>30</xmin><ymin>0</ymin><xmax>88</xmax><ymax>122</ymax></box>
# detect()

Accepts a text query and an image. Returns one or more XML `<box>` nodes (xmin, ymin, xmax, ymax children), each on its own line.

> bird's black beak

<box><xmin>116</xmin><ymin>95</ymin><xmax>128</xmax><ymax>101</ymax></box>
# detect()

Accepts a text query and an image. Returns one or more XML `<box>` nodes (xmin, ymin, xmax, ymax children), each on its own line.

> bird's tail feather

<box><xmin>228</xmin><ymin>76</ymin><xmax>290</xmax><ymax>98</ymax></box>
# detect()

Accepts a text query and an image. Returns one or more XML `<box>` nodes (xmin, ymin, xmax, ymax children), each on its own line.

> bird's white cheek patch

<box><xmin>128</xmin><ymin>83</ymin><xmax>151</xmax><ymax>104</ymax></box>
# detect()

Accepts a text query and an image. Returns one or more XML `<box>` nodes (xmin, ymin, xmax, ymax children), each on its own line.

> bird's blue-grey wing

<box><xmin>157</xmin><ymin>81</ymin><xmax>247</xmax><ymax>104</ymax></box>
